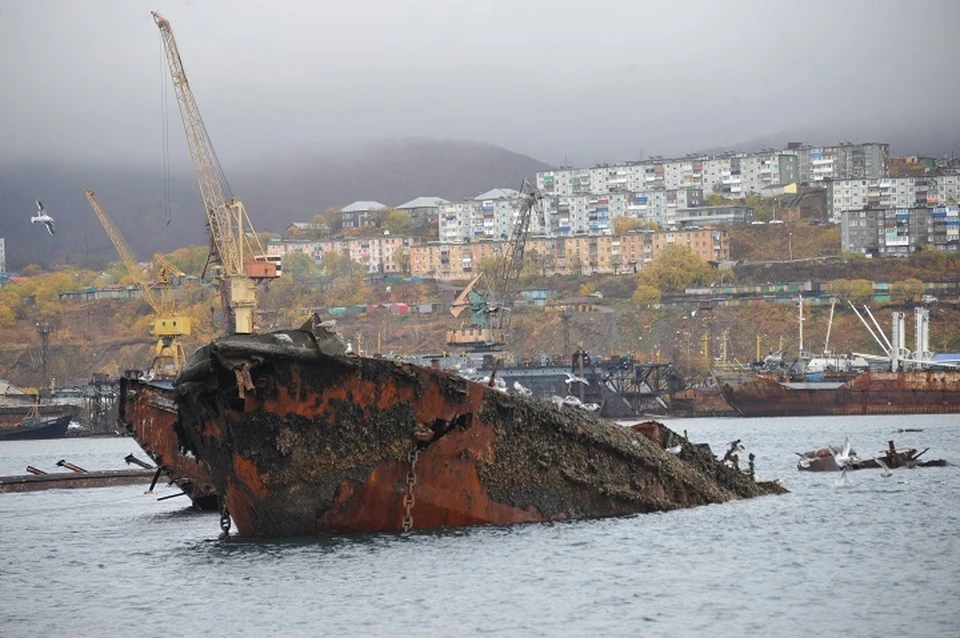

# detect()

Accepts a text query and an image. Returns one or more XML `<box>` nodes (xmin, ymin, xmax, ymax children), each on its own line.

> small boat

<box><xmin>0</xmin><ymin>414</ymin><xmax>72</xmax><ymax>441</ymax></box>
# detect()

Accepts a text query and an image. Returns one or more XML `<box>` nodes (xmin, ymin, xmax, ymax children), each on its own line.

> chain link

<box><xmin>401</xmin><ymin>447</ymin><xmax>419</xmax><ymax>533</ymax></box>
<box><xmin>220</xmin><ymin>503</ymin><xmax>232</xmax><ymax>536</ymax></box>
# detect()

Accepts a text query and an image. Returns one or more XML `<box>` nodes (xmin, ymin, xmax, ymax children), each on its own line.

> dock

<box><xmin>0</xmin><ymin>455</ymin><xmax>160</xmax><ymax>493</ymax></box>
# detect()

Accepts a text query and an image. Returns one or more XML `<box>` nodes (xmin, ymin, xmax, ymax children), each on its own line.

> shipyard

<box><xmin>2</xmin><ymin>1</ymin><xmax>960</xmax><ymax>636</ymax></box>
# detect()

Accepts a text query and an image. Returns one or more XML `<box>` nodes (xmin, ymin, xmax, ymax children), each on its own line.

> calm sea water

<box><xmin>1</xmin><ymin>415</ymin><xmax>959</xmax><ymax>637</ymax></box>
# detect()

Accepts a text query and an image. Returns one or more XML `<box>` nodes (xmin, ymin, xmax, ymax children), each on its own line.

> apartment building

<box><xmin>794</xmin><ymin>142</ymin><xmax>888</xmax><ymax>183</ymax></box>
<box><xmin>841</xmin><ymin>206</ymin><xmax>959</xmax><ymax>256</ymax></box>
<box><xmin>396</xmin><ymin>196</ymin><xmax>449</xmax><ymax>228</ymax></box>
<box><xmin>409</xmin><ymin>229</ymin><xmax>728</xmax><ymax>281</ymax></box>
<box><xmin>439</xmin><ymin>188</ymin><xmax>555</xmax><ymax>243</ymax></box>
<box><xmin>828</xmin><ymin>175</ymin><xmax>960</xmax><ymax>222</ymax></box>
<box><xmin>341</xmin><ymin>201</ymin><xmax>388</xmax><ymax>229</ymax></box>
<box><xmin>267</xmin><ymin>235</ymin><xmax>422</xmax><ymax>274</ymax></box>
<box><xmin>538</xmin><ymin>152</ymin><xmax>800</xmax><ymax>199</ymax></box>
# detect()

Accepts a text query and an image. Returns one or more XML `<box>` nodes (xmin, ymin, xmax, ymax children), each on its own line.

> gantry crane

<box><xmin>446</xmin><ymin>179</ymin><xmax>544</xmax><ymax>350</ymax></box>
<box><xmin>152</xmin><ymin>11</ymin><xmax>278</xmax><ymax>336</ymax></box>
<box><xmin>85</xmin><ymin>189</ymin><xmax>191</xmax><ymax>378</ymax></box>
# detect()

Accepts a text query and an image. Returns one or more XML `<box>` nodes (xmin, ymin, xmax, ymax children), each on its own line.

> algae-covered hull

<box><xmin>168</xmin><ymin>330</ymin><xmax>783</xmax><ymax>537</ymax></box>
<box><xmin>715</xmin><ymin>370</ymin><xmax>960</xmax><ymax>417</ymax></box>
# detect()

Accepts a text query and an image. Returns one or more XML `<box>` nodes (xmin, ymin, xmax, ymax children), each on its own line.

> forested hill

<box><xmin>0</xmin><ymin>138</ymin><xmax>552</xmax><ymax>270</ymax></box>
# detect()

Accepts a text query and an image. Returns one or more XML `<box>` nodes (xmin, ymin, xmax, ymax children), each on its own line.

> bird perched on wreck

<box><xmin>31</xmin><ymin>200</ymin><xmax>56</xmax><ymax>235</ymax></box>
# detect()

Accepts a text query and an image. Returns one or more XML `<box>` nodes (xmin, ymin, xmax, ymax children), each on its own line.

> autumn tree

<box><xmin>828</xmin><ymin>278</ymin><xmax>874</xmax><ymax>304</ymax></box>
<box><xmin>611</xmin><ymin>216</ymin><xmax>643</xmax><ymax>235</ymax></box>
<box><xmin>636</xmin><ymin>245</ymin><xmax>713</xmax><ymax>294</ymax></box>
<box><xmin>632</xmin><ymin>284</ymin><xmax>662</xmax><ymax>308</ymax></box>
<box><xmin>890</xmin><ymin>278</ymin><xmax>925</xmax><ymax>305</ymax></box>
<box><xmin>313</xmin><ymin>207</ymin><xmax>343</xmax><ymax>234</ymax></box>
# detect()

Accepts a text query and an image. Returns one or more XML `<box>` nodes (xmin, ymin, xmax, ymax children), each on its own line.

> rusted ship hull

<box><xmin>118</xmin><ymin>378</ymin><xmax>218</xmax><ymax>509</ymax></box>
<box><xmin>166</xmin><ymin>330</ymin><xmax>783</xmax><ymax>538</ymax></box>
<box><xmin>715</xmin><ymin>370</ymin><xmax>960</xmax><ymax>417</ymax></box>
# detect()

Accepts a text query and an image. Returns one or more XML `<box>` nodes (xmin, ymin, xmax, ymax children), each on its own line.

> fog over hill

<box><xmin>0</xmin><ymin>138</ymin><xmax>552</xmax><ymax>271</ymax></box>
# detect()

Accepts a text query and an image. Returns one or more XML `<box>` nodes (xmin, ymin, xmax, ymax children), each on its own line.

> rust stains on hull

<box><xmin>716</xmin><ymin>371</ymin><xmax>960</xmax><ymax>417</ymax></box>
<box><xmin>169</xmin><ymin>331</ymin><xmax>784</xmax><ymax>538</ymax></box>
<box><xmin>119</xmin><ymin>378</ymin><xmax>218</xmax><ymax>509</ymax></box>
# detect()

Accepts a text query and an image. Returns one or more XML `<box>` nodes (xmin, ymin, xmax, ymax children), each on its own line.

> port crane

<box><xmin>446</xmin><ymin>179</ymin><xmax>544</xmax><ymax>350</ymax></box>
<box><xmin>153</xmin><ymin>11</ymin><xmax>278</xmax><ymax>336</ymax></box>
<box><xmin>85</xmin><ymin>189</ymin><xmax>191</xmax><ymax>378</ymax></box>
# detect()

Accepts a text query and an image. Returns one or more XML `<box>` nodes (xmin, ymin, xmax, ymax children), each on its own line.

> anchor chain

<box><xmin>219</xmin><ymin>503</ymin><xmax>232</xmax><ymax>535</ymax></box>
<box><xmin>401</xmin><ymin>447</ymin><xmax>419</xmax><ymax>533</ymax></box>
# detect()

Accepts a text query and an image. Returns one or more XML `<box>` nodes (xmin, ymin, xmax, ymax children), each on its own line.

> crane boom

<box><xmin>85</xmin><ymin>189</ymin><xmax>161</xmax><ymax>315</ymax></box>
<box><xmin>449</xmin><ymin>273</ymin><xmax>483</xmax><ymax>318</ymax></box>
<box><xmin>85</xmin><ymin>188</ymin><xmax>191</xmax><ymax>378</ymax></box>
<box><xmin>153</xmin><ymin>11</ymin><xmax>277</xmax><ymax>335</ymax></box>
<box><xmin>488</xmin><ymin>178</ymin><xmax>543</xmax><ymax>331</ymax></box>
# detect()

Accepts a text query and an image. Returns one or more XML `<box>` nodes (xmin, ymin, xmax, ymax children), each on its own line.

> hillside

<box><xmin>0</xmin><ymin>137</ymin><xmax>552</xmax><ymax>270</ymax></box>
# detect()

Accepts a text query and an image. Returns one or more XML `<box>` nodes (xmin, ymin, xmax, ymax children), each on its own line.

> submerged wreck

<box><xmin>125</xmin><ymin>326</ymin><xmax>785</xmax><ymax>538</ymax></box>
<box><xmin>796</xmin><ymin>440</ymin><xmax>948</xmax><ymax>472</ymax></box>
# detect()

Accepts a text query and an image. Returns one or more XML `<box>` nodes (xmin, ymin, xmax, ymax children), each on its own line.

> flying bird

<box><xmin>563</xmin><ymin>372</ymin><xmax>590</xmax><ymax>388</ymax></box>
<box><xmin>513</xmin><ymin>381</ymin><xmax>533</xmax><ymax>396</ymax></box>
<box><xmin>31</xmin><ymin>200</ymin><xmax>56</xmax><ymax>235</ymax></box>
<box><xmin>832</xmin><ymin>436</ymin><xmax>856</xmax><ymax>469</ymax></box>
<box><xmin>875</xmin><ymin>457</ymin><xmax>895</xmax><ymax>478</ymax></box>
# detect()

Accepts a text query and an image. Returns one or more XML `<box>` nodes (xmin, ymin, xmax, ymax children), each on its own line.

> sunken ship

<box><xmin>128</xmin><ymin>326</ymin><xmax>784</xmax><ymax>538</ymax></box>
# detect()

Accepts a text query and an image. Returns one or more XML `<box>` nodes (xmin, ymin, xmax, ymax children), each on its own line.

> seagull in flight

<box><xmin>31</xmin><ymin>200</ymin><xmax>56</xmax><ymax>235</ymax></box>
<box><xmin>832</xmin><ymin>436</ymin><xmax>856</xmax><ymax>470</ymax></box>
<box><xmin>875</xmin><ymin>457</ymin><xmax>895</xmax><ymax>478</ymax></box>
<box><xmin>513</xmin><ymin>381</ymin><xmax>533</xmax><ymax>396</ymax></box>
<box><xmin>563</xmin><ymin>372</ymin><xmax>590</xmax><ymax>391</ymax></box>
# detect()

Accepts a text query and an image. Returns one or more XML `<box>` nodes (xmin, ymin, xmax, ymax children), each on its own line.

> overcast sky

<box><xmin>2</xmin><ymin>0</ymin><xmax>958</xmax><ymax>168</ymax></box>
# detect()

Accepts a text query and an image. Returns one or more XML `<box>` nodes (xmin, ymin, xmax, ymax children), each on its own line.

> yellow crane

<box><xmin>153</xmin><ymin>11</ymin><xmax>278</xmax><ymax>336</ymax></box>
<box><xmin>85</xmin><ymin>189</ymin><xmax>191</xmax><ymax>378</ymax></box>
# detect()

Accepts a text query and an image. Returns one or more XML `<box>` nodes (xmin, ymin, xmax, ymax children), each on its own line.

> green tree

<box><xmin>284</xmin><ymin>251</ymin><xmax>321</xmax><ymax>282</ymax></box>
<box><xmin>636</xmin><ymin>245</ymin><xmax>712</xmax><ymax>294</ymax></box>
<box><xmin>394</xmin><ymin>248</ymin><xmax>411</xmax><ymax>275</ymax></box>
<box><xmin>383</xmin><ymin>210</ymin><xmax>412</xmax><ymax>236</ymax></box>
<box><xmin>890</xmin><ymin>278</ymin><xmax>925</xmax><ymax>305</ymax></box>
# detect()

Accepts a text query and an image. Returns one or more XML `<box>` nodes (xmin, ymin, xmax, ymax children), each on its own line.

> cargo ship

<box><xmin>715</xmin><ymin>307</ymin><xmax>960</xmax><ymax>417</ymax></box>
<box><xmin>714</xmin><ymin>368</ymin><xmax>960</xmax><ymax>417</ymax></box>
<box><xmin>135</xmin><ymin>327</ymin><xmax>783</xmax><ymax>537</ymax></box>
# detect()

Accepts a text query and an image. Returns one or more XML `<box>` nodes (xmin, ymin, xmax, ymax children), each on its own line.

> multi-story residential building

<box><xmin>538</xmin><ymin>150</ymin><xmax>803</xmax><ymax>200</ymax></box>
<box><xmin>396</xmin><ymin>196</ymin><xmax>449</xmax><ymax>228</ymax></box>
<box><xmin>438</xmin><ymin>188</ymin><xmax>553</xmax><ymax>243</ymax></box>
<box><xmin>341</xmin><ymin>201</ymin><xmax>387</xmax><ymax>229</ymax></box>
<box><xmin>841</xmin><ymin>206</ymin><xmax>959</xmax><ymax>256</ymax></box>
<box><xmin>320</xmin><ymin>235</ymin><xmax>421</xmax><ymax>274</ymax></box>
<box><xmin>266</xmin><ymin>238</ymin><xmax>325</xmax><ymax>265</ymax></box>
<box><xmin>792</xmin><ymin>142</ymin><xmax>888</xmax><ymax>184</ymax></box>
<box><xmin>669</xmin><ymin>205</ymin><xmax>754</xmax><ymax>228</ymax></box>
<box><xmin>828</xmin><ymin>175</ymin><xmax>960</xmax><ymax>222</ymax></box>
<box><xmin>408</xmin><ymin>229</ymin><xmax>728</xmax><ymax>280</ymax></box>
<box><xmin>267</xmin><ymin>235</ymin><xmax>423</xmax><ymax>274</ymax></box>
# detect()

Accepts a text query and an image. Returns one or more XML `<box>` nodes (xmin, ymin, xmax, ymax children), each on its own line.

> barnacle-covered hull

<box><xmin>167</xmin><ymin>330</ymin><xmax>783</xmax><ymax>537</ymax></box>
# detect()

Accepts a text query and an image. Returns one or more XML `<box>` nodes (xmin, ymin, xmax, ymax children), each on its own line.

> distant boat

<box><xmin>0</xmin><ymin>414</ymin><xmax>71</xmax><ymax>441</ymax></box>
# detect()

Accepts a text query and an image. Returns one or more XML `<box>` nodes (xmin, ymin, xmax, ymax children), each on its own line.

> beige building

<box><xmin>409</xmin><ymin>229</ymin><xmax>728</xmax><ymax>280</ymax></box>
